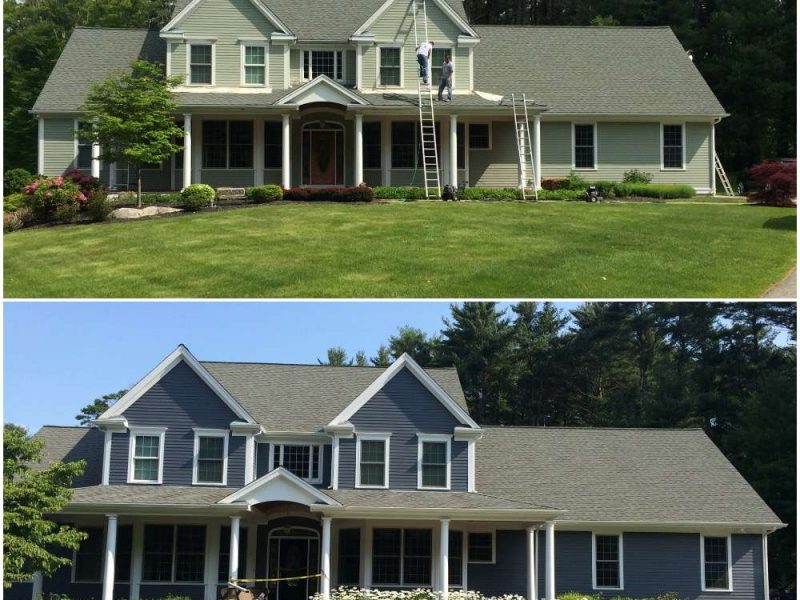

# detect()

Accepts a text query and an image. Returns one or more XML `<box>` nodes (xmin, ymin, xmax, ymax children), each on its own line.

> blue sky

<box><xmin>4</xmin><ymin>301</ymin><xmax>578</xmax><ymax>431</ymax></box>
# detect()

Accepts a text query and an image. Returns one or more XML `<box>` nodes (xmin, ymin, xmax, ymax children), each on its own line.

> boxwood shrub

<box><xmin>180</xmin><ymin>184</ymin><xmax>215</xmax><ymax>211</ymax></box>
<box><xmin>246</xmin><ymin>184</ymin><xmax>283</xmax><ymax>203</ymax></box>
<box><xmin>372</xmin><ymin>186</ymin><xmax>428</xmax><ymax>200</ymax></box>
<box><xmin>284</xmin><ymin>185</ymin><xmax>374</xmax><ymax>202</ymax></box>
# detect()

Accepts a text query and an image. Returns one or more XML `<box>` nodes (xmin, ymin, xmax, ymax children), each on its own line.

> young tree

<box><xmin>81</xmin><ymin>60</ymin><xmax>184</xmax><ymax>207</ymax></box>
<box><xmin>75</xmin><ymin>389</ymin><xmax>128</xmax><ymax>426</ymax></box>
<box><xmin>370</xmin><ymin>345</ymin><xmax>392</xmax><ymax>367</ymax></box>
<box><xmin>4</xmin><ymin>424</ymin><xmax>87</xmax><ymax>586</ymax></box>
<box><xmin>318</xmin><ymin>347</ymin><xmax>351</xmax><ymax>366</ymax></box>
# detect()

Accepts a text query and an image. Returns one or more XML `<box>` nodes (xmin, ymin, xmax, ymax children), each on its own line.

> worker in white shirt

<box><xmin>417</xmin><ymin>40</ymin><xmax>434</xmax><ymax>84</ymax></box>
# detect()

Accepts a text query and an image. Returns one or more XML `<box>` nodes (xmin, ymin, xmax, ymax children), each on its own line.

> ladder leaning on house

<box><xmin>714</xmin><ymin>152</ymin><xmax>735</xmax><ymax>196</ymax></box>
<box><xmin>411</xmin><ymin>0</ymin><xmax>441</xmax><ymax>199</ymax></box>
<box><xmin>511</xmin><ymin>93</ymin><xmax>538</xmax><ymax>201</ymax></box>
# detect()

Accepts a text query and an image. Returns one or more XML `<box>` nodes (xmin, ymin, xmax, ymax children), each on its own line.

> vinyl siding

<box><xmin>338</xmin><ymin>367</ymin><xmax>466</xmax><ymax>490</ymax></box>
<box><xmin>290</xmin><ymin>48</ymin><xmax>303</xmax><ymax>85</ymax></box>
<box><xmin>109</xmin><ymin>360</ymin><xmax>245</xmax><ymax>487</ymax></box>
<box><xmin>175</xmin><ymin>0</ymin><xmax>276</xmax><ymax>88</ymax></box>
<box><xmin>42</xmin><ymin>119</ymin><xmax>76</xmax><ymax>176</ymax></box>
<box><xmin>362</xmin><ymin>46</ymin><xmax>377</xmax><ymax>89</ymax></box>
<box><xmin>469</xmin><ymin>121</ymin><xmax>516</xmax><ymax>187</ymax></box>
<box><xmin>468</xmin><ymin>529</ymin><xmax>527</xmax><ymax>596</ymax></box>
<box><xmin>270</xmin><ymin>45</ymin><xmax>286</xmax><ymax>88</ymax></box>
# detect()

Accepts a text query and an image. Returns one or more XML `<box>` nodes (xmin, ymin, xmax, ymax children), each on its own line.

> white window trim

<box><xmin>270</xmin><ymin>442</ymin><xmax>324</xmax><ymax>484</ymax></box>
<box><xmin>186</xmin><ymin>40</ymin><xmax>216</xmax><ymax>87</ymax></box>
<box><xmin>430</xmin><ymin>47</ymin><xmax>455</xmax><ymax>90</ymax></box>
<box><xmin>376</xmin><ymin>45</ymin><xmax>403</xmax><ymax>89</ymax></box>
<box><xmin>127</xmin><ymin>427</ymin><xmax>167</xmax><ymax>484</ymax></box>
<box><xmin>466</xmin><ymin>530</ymin><xmax>496</xmax><ymax>564</ymax></box>
<box><xmin>74</xmin><ymin>119</ymin><xmax>92</xmax><ymax>170</ymax></box>
<box><xmin>571</xmin><ymin>122</ymin><xmax>598</xmax><ymax>171</ymax></box>
<box><xmin>192</xmin><ymin>428</ymin><xmax>229</xmax><ymax>486</ymax></box>
<box><xmin>700</xmin><ymin>534</ymin><xmax>733</xmax><ymax>592</ymax></box>
<box><xmin>355</xmin><ymin>432</ymin><xmax>391</xmax><ymax>489</ymax></box>
<box><xmin>301</xmin><ymin>49</ymin><xmax>346</xmax><ymax>82</ymax></box>
<box><xmin>661</xmin><ymin>121</ymin><xmax>687</xmax><ymax>171</ymax></box>
<box><xmin>416</xmin><ymin>433</ymin><xmax>451</xmax><ymax>490</ymax></box>
<box><xmin>467</xmin><ymin>122</ymin><xmax>492</xmax><ymax>151</ymax></box>
<box><xmin>592</xmin><ymin>532</ymin><xmax>624</xmax><ymax>591</ymax></box>
<box><xmin>240</xmin><ymin>42</ymin><xmax>268</xmax><ymax>88</ymax></box>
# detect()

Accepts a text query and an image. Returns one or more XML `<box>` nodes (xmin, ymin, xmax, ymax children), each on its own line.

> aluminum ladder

<box><xmin>511</xmin><ymin>93</ymin><xmax>538</xmax><ymax>201</ymax></box>
<box><xmin>714</xmin><ymin>152</ymin><xmax>735</xmax><ymax>196</ymax></box>
<box><xmin>412</xmin><ymin>0</ymin><xmax>441</xmax><ymax>199</ymax></box>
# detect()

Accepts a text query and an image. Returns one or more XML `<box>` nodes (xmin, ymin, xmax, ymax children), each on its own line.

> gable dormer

<box><xmin>353</xmin><ymin>0</ymin><xmax>480</xmax><ymax>91</ymax></box>
<box><xmin>95</xmin><ymin>345</ymin><xmax>260</xmax><ymax>488</ymax></box>
<box><xmin>327</xmin><ymin>354</ymin><xmax>481</xmax><ymax>492</ymax></box>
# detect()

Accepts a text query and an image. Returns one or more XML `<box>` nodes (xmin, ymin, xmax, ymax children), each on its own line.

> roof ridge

<box><xmin>37</xmin><ymin>424</ymin><xmax>89</xmax><ymax>430</ymax></box>
<box><xmin>474</xmin><ymin>24</ymin><xmax>672</xmax><ymax>29</ymax></box>
<box><xmin>483</xmin><ymin>425</ymin><xmax>704</xmax><ymax>431</ymax></box>
<box><xmin>73</xmin><ymin>26</ymin><xmax>158</xmax><ymax>31</ymax></box>
<box><xmin>202</xmin><ymin>360</ymin><xmax>457</xmax><ymax>370</ymax></box>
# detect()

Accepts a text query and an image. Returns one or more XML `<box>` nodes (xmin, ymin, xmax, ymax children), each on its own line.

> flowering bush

<box><xmin>64</xmin><ymin>170</ymin><xmax>106</xmax><ymax>199</ymax></box>
<box><xmin>312</xmin><ymin>588</ymin><xmax>525</xmax><ymax>600</ymax></box>
<box><xmin>24</xmin><ymin>176</ymin><xmax>85</xmax><ymax>222</ymax></box>
<box><xmin>746</xmin><ymin>160</ymin><xmax>797</xmax><ymax>206</ymax></box>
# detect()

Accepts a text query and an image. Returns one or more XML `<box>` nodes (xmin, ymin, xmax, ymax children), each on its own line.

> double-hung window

<box><xmin>372</xmin><ymin>528</ymin><xmax>432</xmax><ymax>586</ymax></box>
<box><xmin>202</xmin><ymin>121</ymin><xmax>254</xmax><ymax>169</ymax></box>
<box><xmin>430</xmin><ymin>47</ymin><xmax>452</xmax><ymax>83</ymax></box>
<box><xmin>391</xmin><ymin>122</ymin><xmax>417</xmax><ymax>169</ymax></box>
<box><xmin>701</xmin><ymin>535</ymin><xmax>732</xmax><ymax>591</ymax></box>
<box><xmin>128</xmin><ymin>428</ymin><xmax>165</xmax><ymax>484</ymax></box>
<box><xmin>662</xmin><ymin>123</ymin><xmax>684</xmax><ymax>169</ymax></box>
<box><xmin>356</xmin><ymin>433</ymin><xmax>390</xmax><ymax>488</ymax></box>
<box><xmin>143</xmin><ymin>524</ymin><xmax>206</xmax><ymax>583</ymax></box>
<box><xmin>75</xmin><ymin>121</ymin><xmax>92</xmax><ymax>169</ymax></box>
<box><xmin>448</xmin><ymin>530</ymin><xmax>464</xmax><ymax>587</ymax></box>
<box><xmin>243</xmin><ymin>45</ymin><xmax>266</xmax><ymax>86</ymax></box>
<box><xmin>593</xmin><ymin>533</ymin><xmax>623</xmax><ymax>590</ymax></box>
<box><xmin>73</xmin><ymin>527</ymin><xmax>104</xmax><ymax>582</ymax></box>
<box><xmin>189</xmin><ymin>43</ymin><xmax>213</xmax><ymax>85</ymax></box>
<box><xmin>264</xmin><ymin>121</ymin><xmax>283</xmax><ymax>169</ymax></box>
<box><xmin>467</xmin><ymin>531</ymin><xmax>494</xmax><ymax>563</ymax></box>
<box><xmin>417</xmin><ymin>434</ymin><xmax>450</xmax><ymax>489</ymax></box>
<box><xmin>574</xmin><ymin>123</ymin><xmax>596</xmax><ymax>169</ymax></box>
<box><xmin>469</xmin><ymin>123</ymin><xmax>491</xmax><ymax>150</ymax></box>
<box><xmin>271</xmin><ymin>444</ymin><xmax>322</xmax><ymax>483</ymax></box>
<box><xmin>303</xmin><ymin>50</ymin><xmax>344</xmax><ymax>81</ymax></box>
<box><xmin>379</xmin><ymin>47</ymin><xmax>401</xmax><ymax>87</ymax></box>
<box><xmin>193</xmin><ymin>429</ymin><xmax>228</xmax><ymax>485</ymax></box>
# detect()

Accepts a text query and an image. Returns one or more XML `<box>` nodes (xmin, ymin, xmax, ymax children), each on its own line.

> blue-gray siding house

<box><xmin>8</xmin><ymin>345</ymin><xmax>783</xmax><ymax>600</ymax></box>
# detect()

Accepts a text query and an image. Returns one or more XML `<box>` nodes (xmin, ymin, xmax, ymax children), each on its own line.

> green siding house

<box><xmin>32</xmin><ymin>0</ymin><xmax>727</xmax><ymax>193</ymax></box>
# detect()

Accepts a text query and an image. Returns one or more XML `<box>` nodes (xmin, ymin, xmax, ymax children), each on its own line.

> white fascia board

<box><xmin>350</xmin><ymin>34</ymin><xmax>376</xmax><ymax>44</ymax></box>
<box><xmin>276</xmin><ymin>75</ymin><xmax>369</xmax><ymax>105</ymax></box>
<box><xmin>554</xmin><ymin>520</ymin><xmax>786</xmax><ymax>534</ymax></box>
<box><xmin>162</xmin><ymin>0</ymin><xmax>292</xmax><ymax>35</ymax></box>
<box><xmin>63</xmin><ymin>502</ymin><xmax>250</xmax><ymax>516</ymax></box>
<box><xmin>96</xmin><ymin>344</ymin><xmax>255</xmax><ymax>424</ymax></box>
<box><xmin>257</xmin><ymin>431</ymin><xmax>332</xmax><ymax>444</ymax></box>
<box><xmin>329</xmin><ymin>353</ymin><xmax>480</xmax><ymax>429</ymax></box>
<box><xmin>309</xmin><ymin>505</ymin><xmax>564</xmax><ymax>521</ymax></box>
<box><xmin>353</xmin><ymin>0</ymin><xmax>478</xmax><ymax>39</ymax></box>
<box><xmin>453</xmin><ymin>426</ymin><xmax>483</xmax><ymax>441</ymax></box>
<box><xmin>324</xmin><ymin>423</ymin><xmax>355</xmax><ymax>438</ymax></box>
<box><xmin>219</xmin><ymin>466</ymin><xmax>341</xmax><ymax>506</ymax></box>
<box><xmin>270</xmin><ymin>32</ymin><xmax>297</xmax><ymax>44</ymax></box>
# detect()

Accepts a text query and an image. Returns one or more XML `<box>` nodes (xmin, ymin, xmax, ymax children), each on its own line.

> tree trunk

<box><xmin>137</xmin><ymin>168</ymin><xmax>143</xmax><ymax>209</ymax></box>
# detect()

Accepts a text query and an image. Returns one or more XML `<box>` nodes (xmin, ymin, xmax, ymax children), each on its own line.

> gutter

<box><xmin>308</xmin><ymin>504</ymin><xmax>566</xmax><ymax>522</ymax></box>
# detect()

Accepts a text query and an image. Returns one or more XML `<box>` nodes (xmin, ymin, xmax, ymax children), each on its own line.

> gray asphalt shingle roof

<box><xmin>477</xmin><ymin>427</ymin><xmax>781</xmax><ymax>524</ymax></box>
<box><xmin>324</xmin><ymin>489</ymin><xmax>553</xmax><ymax>510</ymax></box>
<box><xmin>70</xmin><ymin>484</ymin><xmax>233</xmax><ymax>506</ymax></box>
<box><xmin>32</xmin><ymin>28</ymin><xmax>164</xmax><ymax>113</ymax></box>
<box><xmin>32</xmin><ymin>426</ymin><xmax>104</xmax><ymax>487</ymax></box>
<box><xmin>473</xmin><ymin>25</ymin><xmax>726</xmax><ymax>116</ymax></box>
<box><xmin>201</xmin><ymin>361</ymin><xmax>467</xmax><ymax>431</ymax></box>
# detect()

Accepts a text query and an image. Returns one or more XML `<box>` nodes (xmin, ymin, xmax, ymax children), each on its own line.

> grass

<box><xmin>4</xmin><ymin>201</ymin><xmax>795</xmax><ymax>298</ymax></box>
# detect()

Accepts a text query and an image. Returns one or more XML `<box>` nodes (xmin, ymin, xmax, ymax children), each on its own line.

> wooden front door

<box><xmin>310</xmin><ymin>131</ymin><xmax>336</xmax><ymax>185</ymax></box>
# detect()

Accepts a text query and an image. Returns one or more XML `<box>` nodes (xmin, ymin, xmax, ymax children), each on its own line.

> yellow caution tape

<box><xmin>230</xmin><ymin>574</ymin><xmax>322</xmax><ymax>583</ymax></box>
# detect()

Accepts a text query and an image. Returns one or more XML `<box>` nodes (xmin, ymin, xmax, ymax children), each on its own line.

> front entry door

<box><xmin>268</xmin><ymin>529</ymin><xmax>319</xmax><ymax>600</ymax></box>
<box><xmin>310</xmin><ymin>131</ymin><xmax>336</xmax><ymax>185</ymax></box>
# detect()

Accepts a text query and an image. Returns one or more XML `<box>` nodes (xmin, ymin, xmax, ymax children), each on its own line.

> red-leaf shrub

<box><xmin>747</xmin><ymin>161</ymin><xmax>797</xmax><ymax>206</ymax></box>
<box><xmin>284</xmin><ymin>185</ymin><xmax>375</xmax><ymax>203</ymax></box>
<box><xmin>542</xmin><ymin>178</ymin><xmax>568</xmax><ymax>191</ymax></box>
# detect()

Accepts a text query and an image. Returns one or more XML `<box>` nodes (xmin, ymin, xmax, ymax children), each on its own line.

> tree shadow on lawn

<box><xmin>762</xmin><ymin>215</ymin><xmax>797</xmax><ymax>231</ymax></box>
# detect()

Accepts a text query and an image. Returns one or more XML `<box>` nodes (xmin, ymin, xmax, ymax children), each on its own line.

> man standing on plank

<box><xmin>437</xmin><ymin>53</ymin><xmax>453</xmax><ymax>101</ymax></box>
<box><xmin>417</xmin><ymin>40</ymin><xmax>434</xmax><ymax>84</ymax></box>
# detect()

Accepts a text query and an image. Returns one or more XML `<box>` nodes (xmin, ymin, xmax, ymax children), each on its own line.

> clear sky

<box><xmin>4</xmin><ymin>301</ymin><xmax>578</xmax><ymax>431</ymax></box>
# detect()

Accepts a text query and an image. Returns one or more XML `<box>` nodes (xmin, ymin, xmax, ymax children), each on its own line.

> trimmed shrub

<box><xmin>314</xmin><ymin>588</ymin><xmax>526</xmax><ymax>600</ymax></box>
<box><xmin>24</xmin><ymin>176</ymin><xmax>84</xmax><ymax>222</ymax></box>
<box><xmin>4</xmin><ymin>193</ymin><xmax>28</xmax><ymax>212</ymax></box>
<box><xmin>180</xmin><ymin>183</ymin><xmax>215</xmax><ymax>211</ymax></box>
<box><xmin>623</xmin><ymin>168</ymin><xmax>654</xmax><ymax>184</ymax></box>
<box><xmin>747</xmin><ymin>160</ymin><xmax>797</xmax><ymax>206</ymax></box>
<box><xmin>284</xmin><ymin>185</ymin><xmax>374</xmax><ymax>202</ymax></box>
<box><xmin>373</xmin><ymin>186</ymin><xmax>428</xmax><ymax>200</ymax></box>
<box><xmin>4</xmin><ymin>168</ymin><xmax>35</xmax><ymax>196</ymax></box>
<box><xmin>627</xmin><ymin>183</ymin><xmax>695</xmax><ymax>199</ymax></box>
<box><xmin>460</xmin><ymin>187</ymin><xmax>522</xmax><ymax>201</ymax></box>
<box><xmin>537</xmin><ymin>189</ymin><xmax>584</xmax><ymax>201</ymax></box>
<box><xmin>590</xmin><ymin>181</ymin><xmax>616</xmax><ymax>198</ymax></box>
<box><xmin>247</xmin><ymin>184</ymin><xmax>283</xmax><ymax>203</ymax></box>
<box><xmin>86</xmin><ymin>189</ymin><xmax>113</xmax><ymax>222</ymax></box>
<box><xmin>541</xmin><ymin>178</ymin><xmax>568</xmax><ymax>191</ymax></box>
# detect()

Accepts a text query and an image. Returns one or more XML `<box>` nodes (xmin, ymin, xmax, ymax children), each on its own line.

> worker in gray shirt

<box><xmin>437</xmin><ymin>54</ymin><xmax>453</xmax><ymax>102</ymax></box>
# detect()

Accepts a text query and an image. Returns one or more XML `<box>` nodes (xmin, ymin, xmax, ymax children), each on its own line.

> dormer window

<box><xmin>356</xmin><ymin>433</ymin><xmax>390</xmax><ymax>488</ymax></box>
<box><xmin>127</xmin><ymin>427</ymin><xmax>166</xmax><ymax>484</ymax></box>
<box><xmin>189</xmin><ymin>43</ymin><xmax>213</xmax><ymax>85</ymax></box>
<box><xmin>193</xmin><ymin>429</ymin><xmax>229</xmax><ymax>485</ymax></box>
<box><xmin>303</xmin><ymin>50</ymin><xmax>343</xmax><ymax>81</ymax></box>
<box><xmin>417</xmin><ymin>434</ymin><xmax>451</xmax><ymax>489</ymax></box>
<box><xmin>271</xmin><ymin>444</ymin><xmax>322</xmax><ymax>483</ymax></box>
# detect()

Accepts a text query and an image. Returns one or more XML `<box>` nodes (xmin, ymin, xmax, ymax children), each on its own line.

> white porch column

<box><xmin>91</xmin><ymin>140</ymin><xmax>101</xmax><ymax>178</ymax></box>
<box><xmin>183</xmin><ymin>114</ymin><xmax>192</xmax><ymax>190</ymax></box>
<box><xmin>331</xmin><ymin>437</ymin><xmax>340</xmax><ymax>490</ymax></box>
<box><xmin>31</xmin><ymin>572</ymin><xmax>43</xmax><ymax>600</ymax></box>
<box><xmin>545</xmin><ymin>521</ymin><xmax>555</xmax><ymax>600</ymax></box>
<box><xmin>37</xmin><ymin>117</ymin><xmax>45</xmax><ymax>175</ymax></box>
<box><xmin>354</xmin><ymin>114</ymin><xmax>364</xmax><ymax>185</ymax></box>
<box><xmin>321</xmin><ymin>517</ymin><xmax>332</xmax><ymax>599</ymax></box>
<box><xmin>533</xmin><ymin>115</ymin><xmax>542</xmax><ymax>190</ymax></box>
<box><xmin>102</xmin><ymin>515</ymin><xmax>118</xmax><ymax>600</ymax></box>
<box><xmin>282</xmin><ymin>113</ymin><xmax>291</xmax><ymax>188</ymax></box>
<box><xmin>449</xmin><ymin>115</ymin><xmax>458</xmax><ymax>187</ymax></box>
<box><xmin>381</xmin><ymin>118</ymin><xmax>391</xmax><ymax>186</ymax></box>
<box><xmin>229</xmin><ymin>516</ymin><xmax>241</xmax><ymax>581</ymax></box>
<box><xmin>526</xmin><ymin>526</ymin><xmax>537</xmax><ymax>600</ymax></box>
<box><xmin>439</xmin><ymin>519</ymin><xmax>449</xmax><ymax>599</ymax></box>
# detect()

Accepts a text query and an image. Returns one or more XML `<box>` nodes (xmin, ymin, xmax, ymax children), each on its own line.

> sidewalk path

<box><xmin>762</xmin><ymin>267</ymin><xmax>796</xmax><ymax>298</ymax></box>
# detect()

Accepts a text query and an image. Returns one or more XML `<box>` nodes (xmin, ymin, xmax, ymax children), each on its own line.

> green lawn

<box><xmin>4</xmin><ymin>202</ymin><xmax>795</xmax><ymax>298</ymax></box>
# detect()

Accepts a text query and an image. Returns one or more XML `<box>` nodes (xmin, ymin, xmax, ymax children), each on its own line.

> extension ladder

<box><xmin>412</xmin><ymin>0</ymin><xmax>441</xmax><ymax>199</ymax></box>
<box><xmin>714</xmin><ymin>152</ymin><xmax>735</xmax><ymax>196</ymax></box>
<box><xmin>511</xmin><ymin>93</ymin><xmax>538</xmax><ymax>201</ymax></box>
